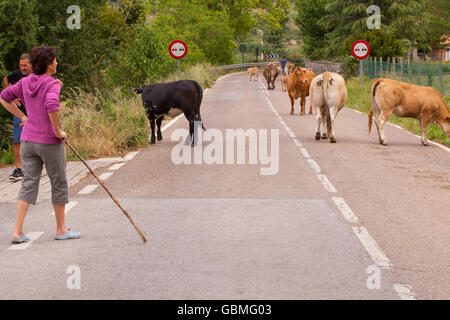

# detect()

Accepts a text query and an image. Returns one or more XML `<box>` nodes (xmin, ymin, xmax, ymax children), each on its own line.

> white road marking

<box><xmin>109</xmin><ymin>163</ymin><xmax>125</xmax><ymax>171</ymax></box>
<box><xmin>123</xmin><ymin>151</ymin><xmax>139</xmax><ymax>161</ymax></box>
<box><xmin>316</xmin><ymin>174</ymin><xmax>337</xmax><ymax>193</ymax></box>
<box><xmin>8</xmin><ymin>232</ymin><xmax>44</xmax><ymax>251</ymax></box>
<box><xmin>352</xmin><ymin>227</ymin><xmax>392</xmax><ymax>268</ymax></box>
<box><xmin>51</xmin><ymin>201</ymin><xmax>78</xmax><ymax>216</ymax></box>
<box><xmin>78</xmin><ymin>185</ymin><xmax>98</xmax><ymax>195</ymax></box>
<box><xmin>258</xmin><ymin>76</ymin><xmax>415</xmax><ymax>298</ymax></box>
<box><xmin>299</xmin><ymin>148</ymin><xmax>311</xmax><ymax>159</ymax></box>
<box><xmin>332</xmin><ymin>197</ymin><xmax>358</xmax><ymax>223</ymax></box>
<box><xmin>393</xmin><ymin>284</ymin><xmax>416</xmax><ymax>300</ymax></box>
<box><xmin>307</xmin><ymin>159</ymin><xmax>321</xmax><ymax>174</ymax></box>
<box><xmin>98</xmin><ymin>172</ymin><xmax>113</xmax><ymax>181</ymax></box>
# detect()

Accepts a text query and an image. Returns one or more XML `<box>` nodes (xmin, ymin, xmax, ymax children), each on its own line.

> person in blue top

<box><xmin>280</xmin><ymin>56</ymin><xmax>287</xmax><ymax>76</ymax></box>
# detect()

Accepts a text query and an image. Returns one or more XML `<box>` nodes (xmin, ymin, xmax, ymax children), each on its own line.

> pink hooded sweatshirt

<box><xmin>0</xmin><ymin>74</ymin><xmax>62</xmax><ymax>144</ymax></box>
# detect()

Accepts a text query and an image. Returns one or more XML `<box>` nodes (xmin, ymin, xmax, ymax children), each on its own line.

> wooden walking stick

<box><xmin>65</xmin><ymin>141</ymin><xmax>147</xmax><ymax>243</ymax></box>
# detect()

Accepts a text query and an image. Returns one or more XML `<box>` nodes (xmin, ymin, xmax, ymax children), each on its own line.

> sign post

<box><xmin>351</xmin><ymin>40</ymin><xmax>371</xmax><ymax>88</ymax></box>
<box><xmin>169</xmin><ymin>40</ymin><xmax>188</xmax><ymax>79</ymax></box>
<box><xmin>239</xmin><ymin>44</ymin><xmax>247</xmax><ymax>64</ymax></box>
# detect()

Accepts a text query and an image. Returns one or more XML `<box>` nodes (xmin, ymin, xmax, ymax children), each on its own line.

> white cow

<box><xmin>309</xmin><ymin>72</ymin><xmax>348</xmax><ymax>143</ymax></box>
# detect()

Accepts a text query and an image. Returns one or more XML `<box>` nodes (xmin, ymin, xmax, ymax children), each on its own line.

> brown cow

<box><xmin>247</xmin><ymin>67</ymin><xmax>258</xmax><ymax>81</ymax></box>
<box><xmin>263</xmin><ymin>63</ymin><xmax>278</xmax><ymax>90</ymax></box>
<box><xmin>369</xmin><ymin>78</ymin><xmax>450</xmax><ymax>146</ymax></box>
<box><xmin>286</xmin><ymin>62</ymin><xmax>295</xmax><ymax>75</ymax></box>
<box><xmin>286</xmin><ymin>67</ymin><xmax>316</xmax><ymax>115</ymax></box>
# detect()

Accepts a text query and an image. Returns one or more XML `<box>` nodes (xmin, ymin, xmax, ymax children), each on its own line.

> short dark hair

<box><xmin>30</xmin><ymin>46</ymin><xmax>57</xmax><ymax>75</ymax></box>
<box><xmin>20</xmin><ymin>54</ymin><xmax>31</xmax><ymax>62</ymax></box>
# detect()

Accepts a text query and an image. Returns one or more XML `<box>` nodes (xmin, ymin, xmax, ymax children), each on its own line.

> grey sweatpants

<box><xmin>19</xmin><ymin>141</ymin><xmax>69</xmax><ymax>205</ymax></box>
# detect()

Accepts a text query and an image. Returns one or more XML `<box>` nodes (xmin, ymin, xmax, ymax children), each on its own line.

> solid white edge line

<box><xmin>78</xmin><ymin>185</ymin><xmax>98</xmax><ymax>195</ymax></box>
<box><xmin>8</xmin><ymin>231</ymin><xmax>44</xmax><ymax>250</ymax></box>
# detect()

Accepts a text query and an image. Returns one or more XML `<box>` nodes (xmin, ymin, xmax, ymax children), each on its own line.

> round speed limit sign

<box><xmin>351</xmin><ymin>40</ymin><xmax>370</xmax><ymax>59</ymax></box>
<box><xmin>169</xmin><ymin>40</ymin><xmax>188</xmax><ymax>59</ymax></box>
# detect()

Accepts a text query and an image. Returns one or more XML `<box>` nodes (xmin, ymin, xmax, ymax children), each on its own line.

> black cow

<box><xmin>135</xmin><ymin>80</ymin><xmax>205</xmax><ymax>145</ymax></box>
<box><xmin>263</xmin><ymin>63</ymin><xmax>278</xmax><ymax>90</ymax></box>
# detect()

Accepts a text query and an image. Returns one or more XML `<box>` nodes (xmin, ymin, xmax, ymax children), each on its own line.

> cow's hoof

<box><xmin>321</xmin><ymin>134</ymin><xmax>327</xmax><ymax>140</ymax></box>
<box><xmin>422</xmin><ymin>141</ymin><xmax>429</xmax><ymax>146</ymax></box>
<box><xmin>150</xmin><ymin>140</ymin><xmax>156</xmax><ymax>144</ymax></box>
<box><xmin>290</xmin><ymin>111</ymin><xmax>294</xmax><ymax>115</ymax></box>
<box><xmin>330</xmin><ymin>137</ymin><xmax>337</xmax><ymax>143</ymax></box>
<box><xmin>315</xmin><ymin>133</ymin><xmax>321</xmax><ymax>140</ymax></box>
<box><xmin>157</xmin><ymin>136</ymin><xmax>163</xmax><ymax>141</ymax></box>
<box><xmin>380</xmin><ymin>140</ymin><xmax>387</xmax><ymax>145</ymax></box>
<box><xmin>300</xmin><ymin>112</ymin><xmax>305</xmax><ymax>116</ymax></box>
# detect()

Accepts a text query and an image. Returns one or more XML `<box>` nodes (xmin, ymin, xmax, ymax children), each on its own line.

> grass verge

<box><xmin>346</xmin><ymin>77</ymin><xmax>450</xmax><ymax>147</ymax></box>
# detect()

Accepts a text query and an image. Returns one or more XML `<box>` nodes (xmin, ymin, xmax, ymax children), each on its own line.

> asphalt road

<box><xmin>0</xmin><ymin>71</ymin><xmax>448</xmax><ymax>299</ymax></box>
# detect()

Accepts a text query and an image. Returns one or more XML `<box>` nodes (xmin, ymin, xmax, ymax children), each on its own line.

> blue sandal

<box><xmin>55</xmin><ymin>228</ymin><xmax>81</xmax><ymax>240</ymax></box>
<box><xmin>11</xmin><ymin>233</ymin><xmax>30</xmax><ymax>244</ymax></box>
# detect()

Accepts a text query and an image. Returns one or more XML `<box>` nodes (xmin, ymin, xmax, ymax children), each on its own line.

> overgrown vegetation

<box><xmin>346</xmin><ymin>77</ymin><xmax>450</xmax><ymax>147</ymax></box>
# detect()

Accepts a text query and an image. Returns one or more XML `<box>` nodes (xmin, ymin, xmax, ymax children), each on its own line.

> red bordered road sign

<box><xmin>169</xmin><ymin>40</ymin><xmax>188</xmax><ymax>59</ymax></box>
<box><xmin>351</xmin><ymin>40</ymin><xmax>370</xmax><ymax>59</ymax></box>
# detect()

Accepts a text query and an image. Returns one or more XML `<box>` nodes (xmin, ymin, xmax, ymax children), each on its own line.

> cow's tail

<box><xmin>322</xmin><ymin>72</ymin><xmax>332</xmax><ymax>138</ymax></box>
<box><xmin>369</xmin><ymin>79</ymin><xmax>382</xmax><ymax>134</ymax></box>
<box><xmin>133</xmin><ymin>87</ymin><xmax>143</xmax><ymax>94</ymax></box>
<box><xmin>191</xmin><ymin>80</ymin><xmax>206</xmax><ymax>130</ymax></box>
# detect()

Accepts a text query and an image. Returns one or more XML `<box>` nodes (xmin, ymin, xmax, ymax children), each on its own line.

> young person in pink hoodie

<box><xmin>0</xmin><ymin>46</ymin><xmax>81</xmax><ymax>243</ymax></box>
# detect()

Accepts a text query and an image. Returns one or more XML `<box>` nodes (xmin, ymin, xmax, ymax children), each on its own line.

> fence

<box><xmin>305</xmin><ymin>61</ymin><xmax>345</xmax><ymax>76</ymax></box>
<box><xmin>365</xmin><ymin>57</ymin><xmax>450</xmax><ymax>96</ymax></box>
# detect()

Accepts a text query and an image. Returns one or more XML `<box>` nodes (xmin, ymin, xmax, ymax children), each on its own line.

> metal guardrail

<box><xmin>214</xmin><ymin>62</ymin><xmax>277</xmax><ymax>70</ymax></box>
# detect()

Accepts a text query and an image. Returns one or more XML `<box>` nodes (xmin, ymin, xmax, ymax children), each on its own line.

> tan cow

<box><xmin>247</xmin><ymin>67</ymin><xmax>258</xmax><ymax>81</ymax></box>
<box><xmin>309</xmin><ymin>72</ymin><xmax>348</xmax><ymax>143</ymax></box>
<box><xmin>286</xmin><ymin>67</ymin><xmax>316</xmax><ymax>115</ymax></box>
<box><xmin>369</xmin><ymin>78</ymin><xmax>450</xmax><ymax>146</ymax></box>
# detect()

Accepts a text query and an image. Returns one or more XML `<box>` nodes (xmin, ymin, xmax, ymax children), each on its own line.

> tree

<box><xmin>318</xmin><ymin>0</ymin><xmax>428</xmax><ymax>58</ymax></box>
<box><xmin>294</xmin><ymin>0</ymin><xmax>328</xmax><ymax>60</ymax></box>
<box><xmin>0</xmin><ymin>0</ymin><xmax>38</xmax><ymax>76</ymax></box>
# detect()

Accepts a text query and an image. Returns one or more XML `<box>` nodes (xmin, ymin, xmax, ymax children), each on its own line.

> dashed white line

<box><xmin>259</xmin><ymin>76</ymin><xmax>415</xmax><ymax>299</ymax></box>
<box><xmin>78</xmin><ymin>184</ymin><xmax>98</xmax><ymax>195</ymax></box>
<box><xmin>316</xmin><ymin>174</ymin><xmax>338</xmax><ymax>193</ymax></box>
<box><xmin>352</xmin><ymin>226</ymin><xmax>392</xmax><ymax>268</ymax></box>
<box><xmin>299</xmin><ymin>147</ymin><xmax>311</xmax><ymax>159</ymax></box>
<box><xmin>307</xmin><ymin>159</ymin><xmax>321</xmax><ymax>174</ymax></box>
<box><xmin>393</xmin><ymin>284</ymin><xmax>416</xmax><ymax>300</ymax></box>
<box><xmin>51</xmin><ymin>201</ymin><xmax>78</xmax><ymax>216</ymax></box>
<box><xmin>8</xmin><ymin>232</ymin><xmax>44</xmax><ymax>251</ymax></box>
<box><xmin>332</xmin><ymin>197</ymin><xmax>358</xmax><ymax>223</ymax></box>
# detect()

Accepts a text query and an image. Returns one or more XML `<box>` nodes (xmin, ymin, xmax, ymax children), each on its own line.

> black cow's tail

<box><xmin>191</xmin><ymin>80</ymin><xmax>206</xmax><ymax>130</ymax></box>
